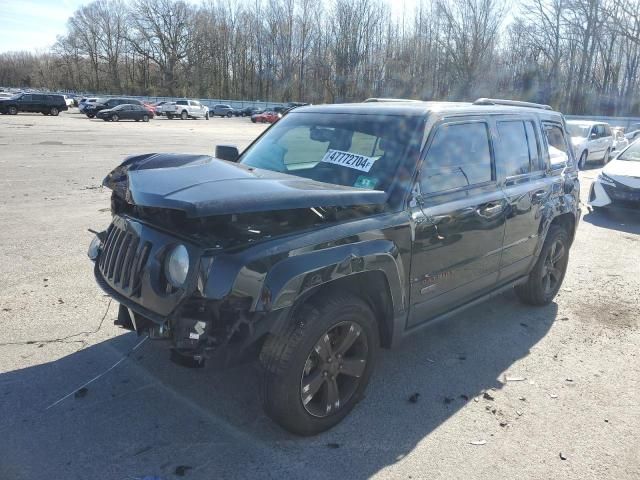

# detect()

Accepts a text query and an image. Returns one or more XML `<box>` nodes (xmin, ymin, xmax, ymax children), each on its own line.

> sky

<box><xmin>0</xmin><ymin>0</ymin><xmax>419</xmax><ymax>54</ymax></box>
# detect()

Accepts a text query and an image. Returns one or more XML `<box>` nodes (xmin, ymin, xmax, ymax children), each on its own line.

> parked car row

<box><xmin>566</xmin><ymin>119</ymin><xmax>640</xmax><ymax>169</ymax></box>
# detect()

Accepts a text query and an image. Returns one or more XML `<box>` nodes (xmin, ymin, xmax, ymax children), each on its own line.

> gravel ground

<box><xmin>0</xmin><ymin>111</ymin><xmax>638</xmax><ymax>480</ymax></box>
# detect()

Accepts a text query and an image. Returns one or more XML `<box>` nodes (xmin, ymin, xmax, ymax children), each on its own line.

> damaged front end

<box><xmin>90</xmin><ymin>153</ymin><xmax>384</xmax><ymax>368</ymax></box>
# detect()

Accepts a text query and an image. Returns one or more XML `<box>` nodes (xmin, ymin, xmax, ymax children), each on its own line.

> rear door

<box><xmin>496</xmin><ymin>117</ymin><xmax>554</xmax><ymax>280</ymax></box>
<box><xmin>408</xmin><ymin>117</ymin><xmax>507</xmax><ymax>326</ymax></box>
<box><xmin>18</xmin><ymin>94</ymin><xmax>33</xmax><ymax>112</ymax></box>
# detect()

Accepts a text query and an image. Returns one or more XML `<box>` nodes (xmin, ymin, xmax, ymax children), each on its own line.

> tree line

<box><xmin>0</xmin><ymin>0</ymin><xmax>639</xmax><ymax>115</ymax></box>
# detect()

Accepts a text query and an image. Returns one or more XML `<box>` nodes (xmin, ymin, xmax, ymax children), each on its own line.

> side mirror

<box><xmin>590</xmin><ymin>132</ymin><xmax>597</xmax><ymax>139</ymax></box>
<box><xmin>215</xmin><ymin>145</ymin><xmax>240</xmax><ymax>162</ymax></box>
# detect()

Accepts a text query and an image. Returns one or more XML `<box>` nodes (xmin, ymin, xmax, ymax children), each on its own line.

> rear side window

<box><xmin>543</xmin><ymin>123</ymin><xmax>570</xmax><ymax>168</ymax></box>
<box><xmin>177</xmin><ymin>100</ymin><xmax>188</xmax><ymax>105</ymax></box>
<box><xmin>496</xmin><ymin>121</ymin><xmax>530</xmax><ymax>177</ymax></box>
<box><xmin>421</xmin><ymin>122</ymin><xmax>492</xmax><ymax>194</ymax></box>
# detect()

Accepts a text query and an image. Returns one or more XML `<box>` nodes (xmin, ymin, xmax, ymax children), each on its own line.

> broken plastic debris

<box><xmin>549</xmin><ymin>393</ymin><xmax>558</xmax><ymax>399</ymax></box>
<box><xmin>559</xmin><ymin>452</ymin><xmax>567</xmax><ymax>460</ymax></box>
<box><xmin>469</xmin><ymin>440</ymin><xmax>487</xmax><ymax>446</ymax></box>
<box><xmin>505</xmin><ymin>376</ymin><xmax>526</xmax><ymax>382</ymax></box>
<box><xmin>74</xmin><ymin>387</ymin><xmax>88</xmax><ymax>399</ymax></box>
<box><xmin>516</xmin><ymin>410</ymin><xmax>523</xmax><ymax>416</ymax></box>
<box><xmin>174</xmin><ymin>465</ymin><xmax>192</xmax><ymax>477</ymax></box>
<box><xmin>482</xmin><ymin>392</ymin><xmax>495</xmax><ymax>401</ymax></box>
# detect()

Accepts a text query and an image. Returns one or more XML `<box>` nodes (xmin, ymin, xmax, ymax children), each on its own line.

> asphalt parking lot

<box><xmin>1</xmin><ymin>110</ymin><xmax>639</xmax><ymax>480</ymax></box>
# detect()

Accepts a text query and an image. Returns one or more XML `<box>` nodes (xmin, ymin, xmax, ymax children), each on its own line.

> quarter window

<box><xmin>421</xmin><ymin>122</ymin><xmax>492</xmax><ymax>194</ymax></box>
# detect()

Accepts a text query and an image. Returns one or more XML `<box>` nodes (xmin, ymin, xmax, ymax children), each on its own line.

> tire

<box><xmin>111</xmin><ymin>114</ymin><xmax>119</xmax><ymax>122</ymax></box>
<box><xmin>87</xmin><ymin>114</ymin><xmax>95</xmax><ymax>119</ymax></box>
<box><xmin>205</xmin><ymin>112</ymin><xmax>209</xmax><ymax>120</ymax></box>
<box><xmin>260</xmin><ymin>292</ymin><xmax>378</xmax><ymax>436</ymax></box>
<box><xmin>142</xmin><ymin>115</ymin><xmax>149</xmax><ymax>122</ymax></box>
<box><xmin>49</xmin><ymin>107</ymin><xmax>59</xmax><ymax>116</ymax></box>
<box><xmin>251</xmin><ymin>117</ymin><xmax>256</xmax><ymax>123</ymax></box>
<box><xmin>226</xmin><ymin>111</ymin><xmax>232</xmax><ymax>118</ymax></box>
<box><xmin>167</xmin><ymin>114</ymin><xmax>173</xmax><ymax>120</ymax></box>
<box><xmin>578</xmin><ymin>151</ymin><xmax>587</xmax><ymax>170</ymax></box>
<box><xmin>8</xmin><ymin>106</ymin><xmax>18</xmax><ymax>115</ymax></box>
<box><xmin>515</xmin><ymin>225</ymin><xmax>570</xmax><ymax>306</ymax></box>
<box><xmin>181</xmin><ymin>110</ymin><xmax>188</xmax><ymax>120</ymax></box>
<box><xmin>602</xmin><ymin>148</ymin><xmax>611</xmax><ymax>165</ymax></box>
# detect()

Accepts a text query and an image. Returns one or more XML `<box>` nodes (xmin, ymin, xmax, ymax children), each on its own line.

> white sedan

<box><xmin>588</xmin><ymin>139</ymin><xmax>640</xmax><ymax>211</ymax></box>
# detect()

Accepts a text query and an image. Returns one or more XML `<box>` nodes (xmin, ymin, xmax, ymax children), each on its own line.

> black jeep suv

<box><xmin>0</xmin><ymin>92</ymin><xmax>68</xmax><ymax>116</ymax></box>
<box><xmin>89</xmin><ymin>98</ymin><xmax>580</xmax><ymax>435</ymax></box>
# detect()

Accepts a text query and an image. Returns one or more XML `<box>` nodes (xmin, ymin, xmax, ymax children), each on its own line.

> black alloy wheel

<box><xmin>300</xmin><ymin>321</ymin><xmax>369</xmax><ymax>418</ymax></box>
<box><xmin>541</xmin><ymin>238</ymin><xmax>566</xmax><ymax>297</ymax></box>
<box><xmin>515</xmin><ymin>225</ymin><xmax>569</xmax><ymax>305</ymax></box>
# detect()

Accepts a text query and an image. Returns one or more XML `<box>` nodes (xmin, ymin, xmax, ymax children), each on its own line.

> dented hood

<box><xmin>104</xmin><ymin>153</ymin><xmax>387</xmax><ymax>217</ymax></box>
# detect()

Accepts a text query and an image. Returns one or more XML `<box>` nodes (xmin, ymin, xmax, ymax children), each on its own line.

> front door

<box><xmin>408</xmin><ymin>118</ymin><xmax>507</xmax><ymax>327</ymax></box>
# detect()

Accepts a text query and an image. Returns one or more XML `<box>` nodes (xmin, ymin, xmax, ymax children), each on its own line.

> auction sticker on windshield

<box><xmin>320</xmin><ymin>149</ymin><xmax>377</xmax><ymax>172</ymax></box>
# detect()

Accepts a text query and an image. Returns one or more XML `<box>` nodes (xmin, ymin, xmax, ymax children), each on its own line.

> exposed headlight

<box><xmin>165</xmin><ymin>244</ymin><xmax>189</xmax><ymax>288</ymax></box>
<box><xmin>597</xmin><ymin>173</ymin><xmax>616</xmax><ymax>187</ymax></box>
<box><xmin>87</xmin><ymin>235</ymin><xmax>101</xmax><ymax>261</ymax></box>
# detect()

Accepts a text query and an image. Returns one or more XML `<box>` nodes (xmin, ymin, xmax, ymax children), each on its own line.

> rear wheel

<box><xmin>226</xmin><ymin>111</ymin><xmax>232</xmax><ymax>118</ymax></box>
<box><xmin>205</xmin><ymin>112</ymin><xmax>209</xmax><ymax>120</ymax></box>
<box><xmin>87</xmin><ymin>113</ymin><xmax>95</xmax><ymax>118</ymax></box>
<box><xmin>260</xmin><ymin>292</ymin><xmax>378</xmax><ymax>436</ymax></box>
<box><xmin>142</xmin><ymin>114</ymin><xmax>149</xmax><ymax>122</ymax></box>
<box><xmin>602</xmin><ymin>148</ymin><xmax>611</xmax><ymax>165</ymax></box>
<box><xmin>515</xmin><ymin>225</ymin><xmax>570</xmax><ymax>306</ymax></box>
<box><xmin>49</xmin><ymin>107</ymin><xmax>59</xmax><ymax>116</ymax></box>
<box><xmin>181</xmin><ymin>110</ymin><xmax>188</xmax><ymax>120</ymax></box>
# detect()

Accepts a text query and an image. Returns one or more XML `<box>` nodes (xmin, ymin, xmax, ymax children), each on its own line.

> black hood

<box><xmin>103</xmin><ymin>153</ymin><xmax>387</xmax><ymax>217</ymax></box>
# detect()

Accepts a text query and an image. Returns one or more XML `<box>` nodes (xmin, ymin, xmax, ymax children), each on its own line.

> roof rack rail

<box><xmin>473</xmin><ymin>98</ymin><xmax>553</xmax><ymax>111</ymax></box>
<box><xmin>363</xmin><ymin>98</ymin><xmax>421</xmax><ymax>103</ymax></box>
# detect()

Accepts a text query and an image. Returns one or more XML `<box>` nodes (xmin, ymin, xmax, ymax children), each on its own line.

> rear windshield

<box><xmin>239</xmin><ymin>112</ymin><xmax>422</xmax><ymax>191</ymax></box>
<box><xmin>618</xmin><ymin>142</ymin><xmax>640</xmax><ymax>162</ymax></box>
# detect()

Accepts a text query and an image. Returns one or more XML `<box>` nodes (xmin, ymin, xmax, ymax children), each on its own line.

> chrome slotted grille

<box><xmin>98</xmin><ymin>222</ymin><xmax>151</xmax><ymax>297</ymax></box>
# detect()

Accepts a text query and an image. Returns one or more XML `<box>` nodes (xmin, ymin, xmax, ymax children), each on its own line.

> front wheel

<box><xmin>181</xmin><ymin>110</ymin><xmax>188</xmax><ymax>120</ymax></box>
<box><xmin>578</xmin><ymin>151</ymin><xmax>587</xmax><ymax>170</ymax></box>
<box><xmin>111</xmin><ymin>114</ymin><xmax>119</xmax><ymax>122</ymax></box>
<box><xmin>226</xmin><ymin>112</ymin><xmax>232</xmax><ymax>118</ymax></box>
<box><xmin>515</xmin><ymin>225</ymin><xmax>570</xmax><ymax>306</ymax></box>
<box><xmin>142</xmin><ymin>115</ymin><xmax>149</xmax><ymax>122</ymax></box>
<box><xmin>260</xmin><ymin>292</ymin><xmax>378</xmax><ymax>436</ymax></box>
<box><xmin>8</xmin><ymin>106</ymin><xmax>18</xmax><ymax>115</ymax></box>
<box><xmin>602</xmin><ymin>148</ymin><xmax>611</xmax><ymax>165</ymax></box>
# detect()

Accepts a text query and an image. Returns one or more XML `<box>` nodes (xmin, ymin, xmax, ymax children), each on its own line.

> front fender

<box><xmin>259</xmin><ymin>239</ymin><xmax>406</xmax><ymax>314</ymax></box>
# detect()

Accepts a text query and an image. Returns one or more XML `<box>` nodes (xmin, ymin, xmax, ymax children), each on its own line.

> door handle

<box><xmin>477</xmin><ymin>203</ymin><xmax>503</xmax><ymax>217</ymax></box>
<box><xmin>532</xmin><ymin>190</ymin><xmax>547</xmax><ymax>201</ymax></box>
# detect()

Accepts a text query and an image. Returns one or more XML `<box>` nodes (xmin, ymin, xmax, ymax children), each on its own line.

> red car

<box><xmin>142</xmin><ymin>102</ymin><xmax>157</xmax><ymax>115</ymax></box>
<box><xmin>251</xmin><ymin>111</ymin><xmax>281</xmax><ymax>124</ymax></box>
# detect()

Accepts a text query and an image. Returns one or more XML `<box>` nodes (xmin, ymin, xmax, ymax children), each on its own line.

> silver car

<box><xmin>567</xmin><ymin>121</ymin><xmax>614</xmax><ymax>169</ymax></box>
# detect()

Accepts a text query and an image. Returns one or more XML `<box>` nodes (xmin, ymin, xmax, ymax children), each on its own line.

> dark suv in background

<box><xmin>89</xmin><ymin>98</ymin><xmax>580</xmax><ymax>436</ymax></box>
<box><xmin>84</xmin><ymin>97</ymin><xmax>143</xmax><ymax>118</ymax></box>
<box><xmin>0</xmin><ymin>93</ymin><xmax>68</xmax><ymax>116</ymax></box>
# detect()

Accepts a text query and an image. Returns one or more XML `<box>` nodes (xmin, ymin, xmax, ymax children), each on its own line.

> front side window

<box><xmin>239</xmin><ymin>112</ymin><xmax>422</xmax><ymax>192</ymax></box>
<box><xmin>420</xmin><ymin>122</ymin><xmax>492</xmax><ymax>194</ymax></box>
<box><xmin>567</xmin><ymin>124</ymin><xmax>589</xmax><ymax>138</ymax></box>
<box><xmin>543</xmin><ymin>123</ymin><xmax>570</xmax><ymax>167</ymax></box>
<box><xmin>20</xmin><ymin>94</ymin><xmax>32</xmax><ymax>102</ymax></box>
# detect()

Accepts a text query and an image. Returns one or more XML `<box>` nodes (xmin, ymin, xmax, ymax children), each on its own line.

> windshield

<box><xmin>618</xmin><ymin>141</ymin><xmax>640</xmax><ymax>162</ymax></box>
<box><xmin>567</xmin><ymin>124</ymin><xmax>590</xmax><ymax>138</ymax></box>
<box><xmin>239</xmin><ymin>112</ymin><xmax>422</xmax><ymax>191</ymax></box>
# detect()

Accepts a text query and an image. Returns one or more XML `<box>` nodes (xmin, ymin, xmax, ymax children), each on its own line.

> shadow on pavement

<box><xmin>583</xmin><ymin>208</ymin><xmax>640</xmax><ymax>235</ymax></box>
<box><xmin>0</xmin><ymin>291</ymin><xmax>556</xmax><ymax>480</ymax></box>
